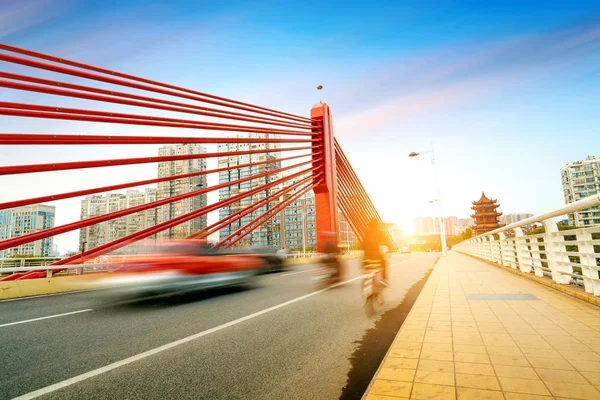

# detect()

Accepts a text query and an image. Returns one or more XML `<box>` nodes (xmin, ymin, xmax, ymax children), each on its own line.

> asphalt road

<box><xmin>0</xmin><ymin>253</ymin><xmax>438</xmax><ymax>400</ymax></box>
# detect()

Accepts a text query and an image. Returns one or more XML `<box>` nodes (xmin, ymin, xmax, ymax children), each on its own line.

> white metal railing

<box><xmin>454</xmin><ymin>194</ymin><xmax>600</xmax><ymax>296</ymax></box>
<box><xmin>0</xmin><ymin>257</ymin><xmax>105</xmax><ymax>278</ymax></box>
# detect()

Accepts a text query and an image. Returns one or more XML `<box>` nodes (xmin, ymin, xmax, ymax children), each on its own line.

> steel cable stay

<box><xmin>0</xmin><ymin>72</ymin><xmax>315</xmax><ymax>129</ymax></box>
<box><xmin>0</xmin><ymin>159</ymin><xmax>320</xmax><ymax>252</ymax></box>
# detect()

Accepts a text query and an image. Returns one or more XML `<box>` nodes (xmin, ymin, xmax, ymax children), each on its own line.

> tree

<box><xmin>62</xmin><ymin>251</ymin><xmax>78</xmax><ymax>257</ymax></box>
<box><xmin>461</xmin><ymin>228</ymin><xmax>473</xmax><ymax>240</ymax></box>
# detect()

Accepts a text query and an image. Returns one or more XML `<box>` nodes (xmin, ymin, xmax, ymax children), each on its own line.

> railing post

<box><xmin>514</xmin><ymin>228</ymin><xmax>530</xmax><ymax>272</ymax></box>
<box><xmin>310</xmin><ymin>103</ymin><xmax>338</xmax><ymax>252</ymax></box>
<box><xmin>576</xmin><ymin>230</ymin><xmax>599</xmax><ymax>295</ymax></box>
<box><xmin>488</xmin><ymin>234</ymin><xmax>497</xmax><ymax>263</ymax></box>
<box><xmin>498</xmin><ymin>232</ymin><xmax>509</xmax><ymax>266</ymax></box>
<box><xmin>542</xmin><ymin>219</ymin><xmax>572</xmax><ymax>284</ymax></box>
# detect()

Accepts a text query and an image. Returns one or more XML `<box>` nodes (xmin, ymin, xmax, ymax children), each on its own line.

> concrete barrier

<box><xmin>0</xmin><ymin>275</ymin><xmax>98</xmax><ymax>300</ymax></box>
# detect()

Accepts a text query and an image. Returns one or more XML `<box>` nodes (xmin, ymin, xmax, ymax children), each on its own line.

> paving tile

<box><xmin>486</xmin><ymin>346</ymin><xmax>524</xmax><ymax>356</ymax></box>
<box><xmin>369</xmin><ymin>379</ymin><xmax>412</xmax><ymax>398</ymax></box>
<box><xmin>365</xmin><ymin>394</ymin><xmax>409</xmax><ymax>400</ymax></box>
<box><xmin>382</xmin><ymin>357</ymin><xmax>419</xmax><ymax>370</ymax></box>
<box><xmin>493</xmin><ymin>365</ymin><xmax>539</xmax><ymax>380</ymax></box>
<box><xmin>456</xmin><ymin>387</ymin><xmax>503</xmax><ymax>400</ymax></box>
<box><xmin>453</xmin><ymin>344</ymin><xmax>487</xmax><ymax>354</ymax></box>
<box><xmin>422</xmin><ymin>343</ymin><xmax>453</xmax><ymax>352</ymax></box>
<box><xmin>454</xmin><ymin>362</ymin><xmax>495</xmax><ymax>376</ymax></box>
<box><xmin>497</xmin><ymin>377</ymin><xmax>551</xmax><ymax>396</ymax></box>
<box><xmin>424</xmin><ymin>336</ymin><xmax>454</xmax><ymax>344</ymax></box>
<box><xmin>411</xmin><ymin>383</ymin><xmax>456</xmax><ymax>400</ymax></box>
<box><xmin>454</xmin><ymin>352</ymin><xmax>490</xmax><ymax>364</ymax></box>
<box><xmin>420</xmin><ymin>350</ymin><xmax>454</xmax><ymax>361</ymax></box>
<box><xmin>453</xmin><ymin>337</ymin><xmax>484</xmax><ymax>346</ymax></box>
<box><xmin>569</xmin><ymin>359</ymin><xmax>600</xmax><ymax>373</ymax></box>
<box><xmin>526</xmin><ymin>356</ymin><xmax>574</xmax><ymax>370</ymax></box>
<box><xmin>388</xmin><ymin>348</ymin><xmax>421</xmax><ymax>359</ymax></box>
<box><xmin>456</xmin><ymin>373</ymin><xmax>500</xmax><ymax>391</ymax></box>
<box><xmin>518</xmin><ymin>348</ymin><xmax>562</xmax><ymax>359</ymax></box>
<box><xmin>376</xmin><ymin>368</ymin><xmax>416</xmax><ymax>383</ymax></box>
<box><xmin>544</xmin><ymin>381</ymin><xmax>600</xmax><ymax>399</ymax></box>
<box><xmin>560</xmin><ymin>350</ymin><xmax>600</xmax><ymax>362</ymax></box>
<box><xmin>414</xmin><ymin>370</ymin><xmax>455</xmax><ymax>386</ymax></box>
<box><xmin>503</xmin><ymin>393</ymin><xmax>552</xmax><ymax>400</ymax></box>
<box><xmin>489</xmin><ymin>354</ymin><xmax>531</xmax><ymax>367</ymax></box>
<box><xmin>417</xmin><ymin>360</ymin><xmax>455</xmax><ymax>373</ymax></box>
<box><xmin>535</xmin><ymin>368</ymin><xmax>588</xmax><ymax>384</ymax></box>
<box><xmin>581</xmin><ymin>370</ymin><xmax>600</xmax><ymax>385</ymax></box>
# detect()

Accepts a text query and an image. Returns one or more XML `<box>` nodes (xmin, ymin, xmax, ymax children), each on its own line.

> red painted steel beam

<box><xmin>0</xmin><ymin>72</ymin><xmax>315</xmax><ymax>129</ymax></box>
<box><xmin>0</xmin><ymin>153</ymin><xmax>313</xmax><ymax>210</ymax></box>
<box><xmin>0</xmin><ymin>145</ymin><xmax>315</xmax><ymax>176</ymax></box>
<box><xmin>52</xmin><ymin>167</ymin><xmax>319</xmax><ymax>265</ymax></box>
<box><xmin>220</xmin><ymin>181</ymin><xmax>318</xmax><ymax>248</ymax></box>
<box><xmin>335</xmin><ymin>144</ymin><xmax>381</xmax><ymax>222</ymax></box>
<box><xmin>187</xmin><ymin>174</ymin><xmax>314</xmax><ymax>239</ymax></box>
<box><xmin>337</xmin><ymin>162</ymin><xmax>378</xmax><ymax>226</ymax></box>
<box><xmin>337</xmin><ymin>144</ymin><xmax>383</xmax><ymax>226</ymax></box>
<box><xmin>336</xmin><ymin>179</ymin><xmax>370</xmax><ymax>238</ymax></box>
<box><xmin>0</xmin><ymin>133</ymin><xmax>314</xmax><ymax>146</ymax></box>
<box><xmin>0</xmin><ymin>159</ymin><xmax>318</xmax><ymax>252</ymax></box>
<box><xmin>0</xmin><ymin>49</ymin><xmax>311</xmax><ymax>124</ymax></box>
<box><xmin>335</xmin><ymin>146</ymin><xmax>397</xmax><ymax>250</ymax></box>
<box><xmin>0</xmin><ymin>102</ymin><xmax>312</xmax><ymax>136</ymax></box>
<box><xmin>310</xmin><ymin>103</ymin><xmax>339</xmax><ymax>251</ymax></box>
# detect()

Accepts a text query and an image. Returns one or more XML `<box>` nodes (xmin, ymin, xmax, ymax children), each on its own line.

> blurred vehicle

<box><xmin>93</xmin><ymin>240</ymin><xmax>265</xmax><ymax>295</ymax></box>
<box><xmin>221</xmin><ymin>247</ymin><xmax>288</xmax><ymax>274</ymax></box>
<box><xmin>401</xmin><ymin>246</ymin><xmax>411</xmax><ymax>254</ymax></box>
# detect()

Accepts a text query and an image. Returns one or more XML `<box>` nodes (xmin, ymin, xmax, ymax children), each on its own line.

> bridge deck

<box><xmin>364</xmin><ymin>251</ymin><xmax>600</xmax><ymax>400</ymax></box>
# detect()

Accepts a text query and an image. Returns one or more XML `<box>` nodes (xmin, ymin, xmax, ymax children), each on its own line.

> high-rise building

<box><xmin>413</xmin><ymin>217</ymin><xmax>435</xmax><ymax>235</ymax></box>
<box><xmin>157</xmin><ymin>144</ymin><xmax>208</xmax><ymax>238</ymax></box>
<box><xmin>79</xmin><ymin>188</ymin><xmax>157</xmax><ymax>251</ymax></box>
<box><xmin>217</xmin><ymin>134</ymin><xmax>281</xmax><ymax>247</ymax></box>
<box><xmin>561</xmin><ymin>155</ymin><xmax>600</xmax><ymax>226</ymax></box>
<box><xmin>0</xmin><ymin>204</ymin><xmax>56</xmax><ymax>258</ymax></box>
<box><xmin>339</xmin><ymin>213</ymin><xmax>359</xmax><ymax>251</ymax></box>
<box><xmin>384</xmin><ymin>223</ymin><xmax>404</xmax><ymax>248</ymax></box>
<box><xmin>499</xmin><ymin>213</ymin><xmax>534</xmax><ymax>226</ymax></box>
<box><xmin>274</xmin><ymin>174</ymin><xmax>316</xmax><ymax>250</ymax></box>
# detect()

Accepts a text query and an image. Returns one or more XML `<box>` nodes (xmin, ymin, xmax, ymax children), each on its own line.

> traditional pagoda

<box><xmin>470</xmin><ymin>192</ymin><xmax>502</xmax><ymax>235</ymax></box>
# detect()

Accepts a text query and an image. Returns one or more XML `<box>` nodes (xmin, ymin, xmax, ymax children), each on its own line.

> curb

<box><xmin>360</xmin><ymin>256</ymin><xmax>441</xmax><ymax>399</ymax></box>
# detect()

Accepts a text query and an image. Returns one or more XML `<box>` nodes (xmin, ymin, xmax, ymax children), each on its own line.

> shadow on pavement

<box><xmin>340</xmin><ymin>263</ymin><xmax>435</xmax><ymax>400</ymax></box>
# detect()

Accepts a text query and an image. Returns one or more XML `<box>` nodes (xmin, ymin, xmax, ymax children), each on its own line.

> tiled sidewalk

<box><xmin>363</xmin><ymin>252</ymin><xmax>600</xmax><ymax>400</ymax></box>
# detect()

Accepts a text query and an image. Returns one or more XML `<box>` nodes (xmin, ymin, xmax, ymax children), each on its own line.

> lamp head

<box><xmin>408</xmin><ymin>152</ymin><xmax>419</xmax><ymax>157</ymax></box>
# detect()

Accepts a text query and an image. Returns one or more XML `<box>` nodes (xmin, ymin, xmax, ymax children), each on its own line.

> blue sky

<box><xmin>1</xmin><ymin>0</ymin><xmax>600</xmax><ymax>251</ymax></box>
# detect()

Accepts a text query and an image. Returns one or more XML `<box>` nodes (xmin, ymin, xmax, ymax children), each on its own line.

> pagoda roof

<box><xmin>471</xmin><ymin>191</ymin><xmax>499</xmax><ymax>206</ymax></box>
<box><xmin>470</xmin><ymin>211</ymin><xmax>503</xmax><ymax>218</ymax></box>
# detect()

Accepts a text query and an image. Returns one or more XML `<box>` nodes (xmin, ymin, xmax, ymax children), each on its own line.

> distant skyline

<box><xmin>1</xmin><ymin>0</ymin><xmax>600</xmax><ymax>251</ymax></box>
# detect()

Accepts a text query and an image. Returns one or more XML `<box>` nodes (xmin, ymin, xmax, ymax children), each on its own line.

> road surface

<box><xmin>0</xmin><ymin>253</ymin><xmax>437</xmax><ymax>400</ymax></box>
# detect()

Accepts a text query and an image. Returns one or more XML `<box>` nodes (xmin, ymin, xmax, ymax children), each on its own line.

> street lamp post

<box><xmin>409</xmin><ymin>144</ymin><xmax>447</xmax><ymax>256</ymax></box>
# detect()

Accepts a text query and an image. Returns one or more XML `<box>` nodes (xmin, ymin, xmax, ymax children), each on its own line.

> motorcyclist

<box><xmin>321</xmin><ymin>231</ymin><xmax>341</xmax><ymax>281</ymax></box>
<box><xmin>362</xmin><ymin>219</ymin><xmax>389</xmax><ymax>286</ymax></box>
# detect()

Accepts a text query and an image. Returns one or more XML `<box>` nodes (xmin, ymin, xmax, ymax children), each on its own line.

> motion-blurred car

<box><xmin>93</xmin><ymin>240</ymin><xmax>265</xmax><ymax>295</ymax></box>
<box><xmin>401</xmin><ymin>246</ymin><xmax>411</xmax><ymax>254</ymax></box>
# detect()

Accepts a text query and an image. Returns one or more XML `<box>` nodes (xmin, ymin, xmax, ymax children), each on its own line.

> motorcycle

<box><xmin>362</xmin><ymin>259</ymin><xmax>385</xmax><ymax>317</ymax></box>
<box><xmin>312</xmin><ymin>256</ymin><xmax>340</xmax><ymax>290</ymax></box>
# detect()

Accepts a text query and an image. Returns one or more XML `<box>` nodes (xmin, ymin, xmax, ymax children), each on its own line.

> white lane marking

<box><xmin>0</xmin><ymin>309</ymin><xmax>93</xmax><ymax>328</ymax></box>
<box><xmin>280</xmin><ymin>268</ymin><xmax>318</xmax><ymax>277</ymax></box>
<box><xmin>14</xmin><ymin>275</ymin><xmax>365</xmax><ymax>400</ymax></box>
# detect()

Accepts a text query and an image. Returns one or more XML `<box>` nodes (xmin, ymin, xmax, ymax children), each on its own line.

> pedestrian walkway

<box><xmin>363</xmin><ymin>251</ymin><xmax>600</xmax><ymax>400</ymax></box>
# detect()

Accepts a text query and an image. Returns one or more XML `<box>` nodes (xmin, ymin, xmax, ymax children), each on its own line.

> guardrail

<box><xmin>0</xmin><ymin>257</ymin><xmax>61</xmax><ymax>268</ymax></box>
<box><xmin>454</xmin><ymin>194</ymin><xmax>600</xmax><ymax>296</ymax></box>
